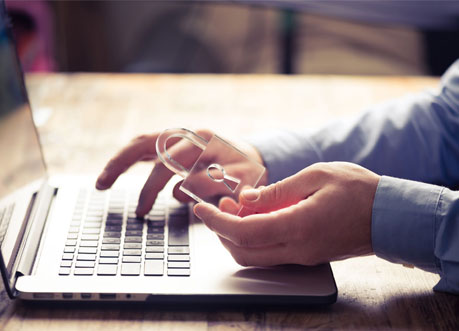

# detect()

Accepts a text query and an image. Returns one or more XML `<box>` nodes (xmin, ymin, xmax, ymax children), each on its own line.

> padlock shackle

<box><xmin>156</xmin><ymin>128</ymin><xmax>208</xmax><ymax>178</ymax></box>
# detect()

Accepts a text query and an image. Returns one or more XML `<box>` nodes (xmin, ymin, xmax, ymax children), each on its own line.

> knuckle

<box><xmin>132</xmin><ymin>134</ymin><xmax>149</xmax><ymax>143</ymax></box>
<box><xmin>234</xmin><ymin>231</ymin><xmax>250</xmax><ymax>248</ymax></box>
<box><xmin>264</xmin><ymin>182</ymin><xmax>283</xmax><ymax>202</ymax></box>
<box><xmin>306</xmin><ymin>162</ymin><xmax>331</xmax><ymax>179</ymax></box>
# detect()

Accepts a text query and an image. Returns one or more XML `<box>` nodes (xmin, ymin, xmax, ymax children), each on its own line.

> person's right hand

<box><xmin>194</xmin><ymin>162</ymin><xmax>379</xmax><ymax>267</ymax></box>
<box><xmin>96</xmin><ymin>129</ymin><xmax>267</xmax><ymax>218</ymax></box>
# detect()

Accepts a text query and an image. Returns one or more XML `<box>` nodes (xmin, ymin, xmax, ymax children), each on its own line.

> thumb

<box><xmin>239</xmin><ymin>174</ymin><xmax>315</xmax><ymax>213</ymax></box>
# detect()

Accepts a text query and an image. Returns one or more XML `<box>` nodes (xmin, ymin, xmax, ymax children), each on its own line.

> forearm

<box><xmin>251</xmin><ymin>60</ymin><xmax>459</xmax><ymax>187</ymax></box>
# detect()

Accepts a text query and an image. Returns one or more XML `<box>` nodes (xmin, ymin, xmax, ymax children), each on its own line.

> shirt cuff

<box><xmin>372</xmin><ymin>176</ymin><xmax>443</xmax><ymax>272</ymax></box>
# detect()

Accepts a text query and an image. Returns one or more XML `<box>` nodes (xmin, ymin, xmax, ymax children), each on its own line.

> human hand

<box><xmin>96</xmin><ymin>129</ymin><xmax>268</xmax><ymax>217</ymax></box>
<box><xmin>194</xmin><ymin>162</ymin><xmax>380</xmax><ymax>267</ymax></box>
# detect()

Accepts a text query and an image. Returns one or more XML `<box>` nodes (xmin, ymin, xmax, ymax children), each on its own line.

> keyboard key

<box><xmin>77</xmin><ymin>254</ymin><xmax>96</xmax><ymax>261</ymax></box>
<box><xmin>81</xmin><ymin>234</ymin><xmax>99</xmax><ymax>241</ymax></box>
<box><xmin>146</xmin><ymin>240</ymin><xmax>164</xmax><ymax>246</ymax></box>
<box><xmin>123</xmin><ymin>256</ymin><xmax>141</xmax><ymax>263</ymax></box>
<box><xmin>145</xmin><ymin>246</ymin><xmax>164</xmax><ymax>253</ymax></box>
<box><xmin>124</xmin><ymin>243</ymin><xmax>142</xmax><ymax>249</ymax></box>
<box><xmin>105</xmin><ymin>225</ymin><xmax>122</xmax><ymax>232</ymax></box>
<box><xmin>107</xmin><ymin>213</ymin><xmax>123</xmax><ymax>220</ymax></box>
<box><xmin>67</xmin><ymin>233</ymin><xmax>78</xmax><ymax>240</ymax></box>
<box><xmin>127</xmin><ymin>218</ymin><xmax>143</xmax><ymax>224</ymax></box>
<box><xmin>108</xmin><ymin>208</ymin><xmax>124</xmax><ymax>214</ymax></box>
<box><xmin>168</xmin><ymin>216</ymin><xmax>189</xmax><ymax>246</ymax></box>
<box><xmin>82</xmin><ymin>228</ymin><xmax>100</xmax><ymax>235</ymax></box>
<box><xmin>74</xmin><ymin>268</ymin><xmax>94</xmax><ymax>276</ymax></box>
<box><xmin>80</xmin><ymin>241</ymin><xmax>98</xmax><ymax>247</ymax></box>
<box><xmin>62</xmin><ymin>253</ymin><xmax>74</xmax><ymax>260</ymax></box>
<box><xmin>167</xmin><ymin>255</ymin><xmax>190</xmax><ymax>262</ymax></box>
<box><xmin>147</xmin><ymin>234</ymin><xmax>164</xmax><ymax>240</ymax></box>
<box><xmin>99</xmin><ymin>258</ymin><xmax>119</xmax><ymax>264</ymax></box>
<box><xmin>76</xmin><ymin>261</ymin><xmax>96</xmax><ymax>268</ymax></box>
<box><xmin>145</xmin><ymin>253</ymin><xmax>164</xmax><ymax>260</ymax></box>
<box><xmin>100</xmin><ymin>251</ymin><xmax>119</xmax><ymax>258</ymax></box>
<box><xmin>102</xmin><ymin>238</ymin><xmax>121</xmax><ymax>244</ymax></box>
<box><xmin>123</xmin><ymin>249</ymin><xmax>141</xmax><ymax>256</ymax></box>
<box><xmin>68</xmin><ymin>226</ymin><xmax>80</xmax><ymax>233</ymax></box>
<box><xmin>78</xmin><ymin>247</ymin><xmax>97</xmax><ymax>254</ymax></box>
<box><xmin>85</xmin><ymin>215</ymin><xmax>103</xmax><ymax>221</ymax></box>
<box><xmin>106</xmin><ymin>219</ymin><xmax>123</xmax><ymax>226</ymax></box>
<box><xmin>147</xmin><ymin>220</ymin><xmax>165</xmax><ymax>227</ymax></box>
<box><xmin>126</xmin><ymin>224</ymin><xmax>143</xmax><ymax>230</ymax></box>
<box><xmin>125</xmin><ymin>230</ymin><xmax>142</xmax><ymax>237</ymax></box>
<box><xmin>97</xmin><ymin>264</ymin><xmax>118</xmax><ymax>276</ymax></box>
<box><xmin>167</xmin><ymin>268</ymin><xmax>190</xmax><ymax>277</ymax></box>
<box><xmin>144</xmin><ymin>260</ymin><xmax>164</xmax><ymax>276</ymax></box>
<box><xmin>148</xmin><ymin>210</ymin><xmax>165</xmax><ymax>217</ymax></box>
<box><xmin>168</xmin><ymin>261</ymin><xmax>190</xmax><ymax>269</ymax></box>
<box><xmin>147</xmin><ymin>216</ymin><xmax>165</xmax><ymax>222</ymax></box>
<box><xmin>64</xmin><ymin>247</ymin><xmax>76</xmax><ymax>253</ymax></box>
<box><xmin>104</xmin><ymin>232</ymin><xmax>121</xmax><ymax>238</ymax></box>
<box><xmin>59</xmin><ymin>267</ymin><xmax>71</xmax><ymax>275</ymax></box>
<box><xmin>60</xmin><ymin>260</ymin><xmax>72</xmax><ymax>268</ymax></box>
<box><xmin>101</xmin><ymin>244</ymin><xmax>120</xmax><ymax>251</ymax></box>
<box><xmin>83</xmin><ymin>223</ymin><xmax>102</xmax><ymax>229</ymax></box>
<box><xmin>66</xmin><ymin>239</ymin><xmax>77</xmax><ymax>246</ymax></box>
<box><xmin>121</xmin><ymin>263</ymin><xmax>140</xmax><ymax>276</ymax></box>
<box><xmin>124</xmin><ymin>236</ymin><xmax>142</xmax><ymax>243</ymax></box>
<box><xmin>168</xmin><ymin>247</ymin><xmax>190</xmax><ymax>255</ymax></box>
<box><xmin>147</xmin><ymin>227</ymin><xmax>164</xmax><ymax>234</ymax></box>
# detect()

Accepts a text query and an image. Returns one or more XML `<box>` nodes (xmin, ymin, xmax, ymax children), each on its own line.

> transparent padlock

<box><xmin>156</xmin><ymin>128</ymin><xmax>265</xmax><ymax>214</ymax></box>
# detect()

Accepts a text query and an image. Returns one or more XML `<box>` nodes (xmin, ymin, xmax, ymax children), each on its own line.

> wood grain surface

<box><xmin>1</xmin><ymin>74</ymin><xmax>458</xmax><ymax>330</ymax></box>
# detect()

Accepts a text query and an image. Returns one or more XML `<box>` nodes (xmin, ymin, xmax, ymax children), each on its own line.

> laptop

<box><xmin>0</xmin><ymin>2</ymin><xmax>337</xmax><ymax>305</ymax></box>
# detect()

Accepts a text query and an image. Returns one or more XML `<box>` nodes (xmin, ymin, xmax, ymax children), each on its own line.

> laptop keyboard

<box><xmin>59</xmin><ymin>189</ymin><xmax>190</xmax><ymax>277</ymax></box>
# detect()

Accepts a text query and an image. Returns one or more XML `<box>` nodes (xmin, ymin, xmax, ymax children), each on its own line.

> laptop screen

<box><xmin>0</xmin><ymin>4</ymin><xmax>47</xmax><ymax>203</ymax></box>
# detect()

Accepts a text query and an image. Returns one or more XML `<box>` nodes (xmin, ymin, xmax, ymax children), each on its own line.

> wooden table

<box><xmin>1</xmin><ymin>74</ymin><xmax>458</xmax><ymax>330</ymax></box>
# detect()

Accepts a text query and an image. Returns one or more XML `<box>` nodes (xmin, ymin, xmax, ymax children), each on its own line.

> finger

<box><xmin>194</xmin><ymin>202</ymin><xmax>294</xmax><ymax>248</ymax></box>
<box><xmin>136</xmin><ymin>161</ymin><xmax>174</xmax><ymax>217</ymax></box>
<box><xmin>135</xmin><ymin>138</ymin><xmax>208</xmax><ymax>216</ymax></box>
<box><xmin>172</xmin><ymin>181</ymin><xmax>194</xmax><ymax>203</ymax></box>
<box><xmin>218</xmin><ymin>197</ymin><xmax>240</xmax><ymax>215</ymax></box>
<box><xmin>96</xmin><ymin>133</ymin><xmax>161</xmax><ymax>190</ymax></box>
<box><xmin>238</xmin><ymin>167</ymin><xmax>322</xmax><ymax>213</ymax></box>
<box><xmin>217</xmin><ymin>236</ymin><xmax>288</xmax><ymax>267</ymax></box>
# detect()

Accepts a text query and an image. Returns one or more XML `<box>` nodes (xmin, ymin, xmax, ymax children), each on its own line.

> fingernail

<box><xmin>241</xmin><ymin>189</ymin><xmax>260</xmax><ymax>201</ymax></box>
<box><xmin>193</xmin><ymin>204</ymin><xmax>203</xmax><ymax>219</ymax></box>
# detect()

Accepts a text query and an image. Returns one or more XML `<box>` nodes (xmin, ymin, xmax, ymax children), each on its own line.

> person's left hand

<box><xmin>193</xmin><ymin>162</ymin><xmax>380</xmax><ymax>267</ymax></box>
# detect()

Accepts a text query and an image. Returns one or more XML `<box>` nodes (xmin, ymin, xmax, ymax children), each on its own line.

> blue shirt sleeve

<box><xmin>250</xmin><ymin>60</ymin><xmax>459</xmax><ymax>294</ymax></box>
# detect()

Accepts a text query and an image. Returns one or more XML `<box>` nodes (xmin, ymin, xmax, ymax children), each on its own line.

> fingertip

<box><xmin>193</xmin><ymin>202</ymin><xmax>206</xmax><ymax>220</ymax></box>
<box><xmin>241</xmin><ymin>188</ymin><xmax>260</xmax><ymax>201</ymax></box>
<box><xmin>219</xmin><ymin>197</ymin><xmax>240</xmax><ymax>215</ymax></box>
<box><xmin>172</xmin><ymin>181</ymin><xmax>193</xmax><ymax>202</ymax></box>
<box><xmin>96</xmin><ymin>172</ymin><xmax>111</xmax><ymax>190</ymax></box>
<box><xmin>193</xmin><ymin>202</ymin><xmax>216</xmax><ymax>220</ymax></box>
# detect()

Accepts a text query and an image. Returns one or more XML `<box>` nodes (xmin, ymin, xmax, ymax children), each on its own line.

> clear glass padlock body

<box><xmin>156</xmin><ymin>128</ymin><xmax>265</xmax><ymax>208</ymax></box>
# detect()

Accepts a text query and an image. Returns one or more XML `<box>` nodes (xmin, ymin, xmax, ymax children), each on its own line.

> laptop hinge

<box><xmin>9</xmin><ymin>184</ymin><xmax>56</xmax><ymax>297</ymax></box>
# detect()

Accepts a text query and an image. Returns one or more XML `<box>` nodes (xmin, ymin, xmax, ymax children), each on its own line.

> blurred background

<box><xmin>4</xmin><ymin>0</ymin><xmax>459</xmax><ymax>76</ymax></box>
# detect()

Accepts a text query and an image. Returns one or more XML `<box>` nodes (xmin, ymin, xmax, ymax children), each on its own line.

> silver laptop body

<box><xmin>0</xmin><ymin>2</ymin><xmax>336</xmax><ymax>305</ymax></box>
